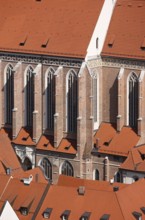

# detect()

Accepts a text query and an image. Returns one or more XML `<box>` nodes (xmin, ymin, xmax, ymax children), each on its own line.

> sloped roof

<box><xmin>116</xmin><ymin>178</ymin><xmax>145</xmax><ymax>219</ymax></box>
<box><xmin>0</xmin><ymin>175</ymin><xmax>49</xmax><ymax>220</ymax></box>
<box><xmin>36</xmin><ymin>135</ymin><xmax>77</xmax><ymax>155</ymax></box>
<box><xmin>0</xmin><ymin>129</ymin><xmax>22</xmax><ymax>175</ymax></box>
<box><xmin>12</xmin><ymin>127</ymin><xmax>35</xmax><ymax>146</ymax></box>
<box><xmin>120</xmin><ymin>144</ymin><xmax>145</xmax><ymax>172</ymax></box>
<box><xmin>94</xmin><ymin>123</ymin><xmax>140</xmax><ymax>156</ymax></box>
<box><xmin>13</xmin><ymin>167</ymin><xmax>48</xmax><ymax>184</ymax></box>
<box><xmin>0</xmin><ymin>0</ymin><xmax>104</xmax><ymax>58</ymax></box>
<box><xmin>102</xmin><ymin>0</ymin><xmax>145</xmax><ymax>61</ymax></box>
<box><xmin>57</xmin><ymin>175</ymin><xmax>127</xmax><ymax>191</ymax></box>
<box><xmin>36</xmin><ymin>176</ymin><xmax>126</xmax><ymax>220</ymax></box>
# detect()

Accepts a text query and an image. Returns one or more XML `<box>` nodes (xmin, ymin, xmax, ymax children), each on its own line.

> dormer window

<box><xmin>43</xmin><ymin>208</ymin><xmax>52</xmax><ymax>219</ymax></box>
<box><xmin>61</xmin><ymin>210</ymin><xmax>71</xmax><ymax>220</ymax></box>
<box><xmin>20</xmin><ymin>207</ymin><xmax>28</xmax><ymax>216</ymax></box>
<box><xmin>132</xmin><ymin>211</ymin><xmax>142</xmax><ymax>220</ymax></box>
<box><xmin>80</xmin><ymin>212</ymin><xmax>91</xmax><ymax>220</ymax></box>
<box><xmin>100</xmin><ymin>214</ymin><xmax>110</xmax><ymax>220</ymax></box>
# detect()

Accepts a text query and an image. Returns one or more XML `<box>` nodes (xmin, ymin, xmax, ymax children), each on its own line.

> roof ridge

<box><xmin>114</xmin><ymin>192</ymin><xmax>126</xmax><ymax>220</ymax></box>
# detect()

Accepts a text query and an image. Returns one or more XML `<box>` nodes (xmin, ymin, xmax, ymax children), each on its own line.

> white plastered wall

<box><xmin>85</xmin><ymin>0</ymin><xmax>117</xmax><ymax>60</ymax></box>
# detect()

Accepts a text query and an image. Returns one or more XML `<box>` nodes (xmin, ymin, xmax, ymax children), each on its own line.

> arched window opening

<box><xmin>94</xmin><ymin>169</ymin><xmax>99</xmax><ymax>180</ymax></box>
<box><xmin>128</xmin><ymin>73</ymin><xmax>138</xmax><ymax>129</ymax></box>
<box><xmin>46</xmin><ymin>68</ymin><xmax>55</xmax><ymax>130</ymax></box>
<box><xmin>40</xmin><ymin>158</ymin><xmax>52</xmax><ymax>180</ymax></box>
<box><xmin>114</xmin><ymin>171</ymin><xmax>121</xmax><ymax>182</ymax></box>
<box><xmin>23</xmin><ymin>157</ymin><xmax>32</xmax><ymax>171</ymax></box>
<box><xmin>61</xmin><ymin>161</ymin><xmax>74</xmax><ymax>177</ymax></box>
<box><xmin>133</xmin><ymin>176</ymin><xmax>139</xmax><ymax>182</ymax></box>
<box><xmin>26</xmin><ymin>66</ymin><xmax>34</xmax><ymax>127</ymax></box>
<box><xmin>67</xmin><ymin>70</ymin><xmax>77</xmax><ymax>133</ymax></box>
<box><xmin>5</xmin><ymin>64</ymin><xmax>14</xmax><ymax>125</ymax></box>
<box><xmin>93</xmin><ymin>77</ymin><xmax>97</xmax><ymax>123</ymax></box>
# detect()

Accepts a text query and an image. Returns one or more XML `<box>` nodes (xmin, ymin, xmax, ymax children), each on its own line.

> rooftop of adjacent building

<box><xmin>120</xmin><ymin>144</ymin><xmax>145</xmax><ymax>172</ymax></box>
<box><xmin>36</xmin><ymin>175</ymin><xmax>145</xmax><ymax>220</ymax></box>
<box><xmin>93</xmin><ymin>122</ymin><xmax>140</xmax><ymax>157</ymax></box>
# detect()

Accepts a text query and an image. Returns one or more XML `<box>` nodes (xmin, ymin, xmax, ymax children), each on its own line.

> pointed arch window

<box><xmin>128</xmin><ymin>73</ymin><xmax>138</xmax><ymax>128</ymax></box>
<box><xmin>40</xmin><ymin>158</ymin><xmax>52</xmax><ymax>180</ymax></box>
<box><xmin>46</xmin><ymin>68</ymin><xmax>55</xmax><ymax>130</ymax></box>
<box><xmin>61</xmin><ymin>161</ymin><xmax>74</xmax><ymax>177</ymax></box>
<box><xmin>23</xmin><ymin>157</ymin><xmax>32</xmax><ymax>171</ymax></box>
<box><xmin>67</xmin><ymin>70</ymin><xmax>77</xmax><ymax>133</ymax></box>
<box><xmin>26</xmin><ymin>66</ymin><xmax>34</xmax><ymax>127</ymax></box>
<box><xmin>93</xmin><ymin>77</ymin><xmax>97</xmax><ymax>123</ymax></box>
<box><xmin>114</xmin><ymin>171</ymin><xmax>121</xmax><ymax>182</ymax></box>
<box><xmin>5</xmin><ymin>64</ymin><xmax>14</xmax><ymax>124</ymax></box>
<box><xmin>94</xmin><ymin>169</ymin><xmax>99</xmax><ymax>180</ymax></box>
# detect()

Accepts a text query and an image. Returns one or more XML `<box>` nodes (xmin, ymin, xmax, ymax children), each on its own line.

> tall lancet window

<box><xmin>26</xmin><ymin>66</ymin><xmax>34</xmax><ymax>127</ymax></box>
<box><xmin>128</xmin><ymin>72</ymin><xmax>138</xmax><ymax>128</ymax></box>
<box><xmin>93</xmin><ymin>77</ymin><xmax>97</xmax><ymax>123</ymax></box>
<box><xmin>5</xmin><ymin>64</ymin><xmax>14</xmax><ymax>124</ymax></box>
<box><xmin>67</xmin><ymin>70</ymin><xmax>77</xmax><ymax>133</ymax></box>
<box><xmin>46</xmin><ymin>68</ymin><xmax>55</xmax><ymax>130</ymax></box>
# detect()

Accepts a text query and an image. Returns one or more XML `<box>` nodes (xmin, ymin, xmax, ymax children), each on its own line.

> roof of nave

<box><xmin>102</xmin><ymin>0</ymin><xmax>145</xmax><ymax>61</ymax></box>
<box><xmin>94</xmin><ymin>122</ymin><xmax>140</xmax><ymax>157</ymax></box>
<box><xmin>0</xmin><ymin>0</ymin><xmax>104</xmax><ymax>59</ymax></box>
<box><xmin>120</xmin><ymin>144</ymin><xmax>145</xmax><ymax>172</ymax></box>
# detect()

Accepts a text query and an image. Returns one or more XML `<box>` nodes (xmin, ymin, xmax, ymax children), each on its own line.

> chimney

<box><xmin>78</xmin><ymin>186</ymin><xmax>85</xmax><ymax>195</ymax></box>
<box><xmin>21</xmin><ymin>175</ymin><xmax>33</xmax><ymax>185</ymax></box>
<box><xmin>113</xmin><ymin>186</ymin><xmax>119</xmax><ymax>192</ymax></box>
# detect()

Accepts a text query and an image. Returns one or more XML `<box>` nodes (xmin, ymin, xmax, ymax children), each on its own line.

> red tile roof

<box><xmin>0</xmin><ymin>0</ymin><xmax>104</xmax><ymax>58</ymax></box>
<box><xmin>0</xmin><ymin>175</ymin><xmax>49</xmax><ymax>220</ymax></box>
<box><xmin>102</xmin><ymin>0</ymin><xmax>145</xmax><ymax>61</ymax></box>
<box><xmin>57</xmin><ymin>175</ymin><xmax>127</xmax><ymax>191</ymax></box>
<box><xmin>36</xmin><ymin>135</ymin><xmax>77</xmax><ymax>155</ymax></box>
<box><xmin>13</xmin><ymin>167</ymin><xmax>48</xmax><ymax>184</ymax></box>
<box><xmin>36</xmin><ymin>177</ymin><xmax>126</xmax><ymax>220</ymax></box>
<box><xmin>12</xmin><ymin>128</ymin><xmax>35</xmax><ymax>146</ymax></box>
<box><xmin>0</xmin><ymin>129</ymin><xmax>22</xmax><ymax>175</ymax></box>
<box><xmin>120</xmin><ymin>144</ymin><xmax>145</xmax><ymax>172</ymax></box>
<box><xmin>94</xmin><ymin>123</ymin><xmax>140</xmax><ymax>156</ymax></box>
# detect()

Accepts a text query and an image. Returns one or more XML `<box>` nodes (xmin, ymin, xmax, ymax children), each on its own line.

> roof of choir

<box><xmin>102</xmin><ymin>0</ymin><xmax>145</xmax><ymax>61</ymax></box>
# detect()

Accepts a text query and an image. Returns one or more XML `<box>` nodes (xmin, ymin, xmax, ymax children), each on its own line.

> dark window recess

<box><xmin>5</xmin><ymin>64</ymin><xmax>14</xmax><ymax>125</ymax></box>
<box><xmin>41</xmin><ymin>158</ymin><xmax>52</xmax><ymax>180</ymax></box>
<box><xmin>67</xmin><ymin>70</ymin><xmax>77</xmax><ymax>133</ymax></box>
<box><xmin>100</xmin><ymin>214</ymin><xmax>110</xmax><ymax>220</ymax></box>
<box><xmin>43</xmin><ymin>208</ymin><xmax>52</xmax><ymax>219</ymax></box>
<box><xmin>20</xmin><ymin>207</ymin><xmax>28</xmax><ymax>216</ymax></box>
<box><xmin>61</xmin><ymin>210</ymin><xmax>71</xmax><ymax>220</ymax></box>
<box><xmin>80</xmin><ymin>212</ymin><xmax>91</xmax><ymax>220</ymax></box>
<box><xmin>128</xmin><ymin>72</ymin><xmax>138</xmax><ymax>129</ymax></box>
<box><xmin>46</xmin><ymin>68</ymin><xmax>55</xmax><ymax>130</ymax></box>
<box><xmin>132</xmin><ymin>211</ymin><xmax>142</xmax><ymax>220</ymax></box>
<box><xmin>61</xmin><ymin>161</ymin><xmax>74</xmax><ymax>177</ymax></box>
<box><xmin>26</xmin><ymin>66</ymin><xmax>34</xmax><ymax>127</ymax></box>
